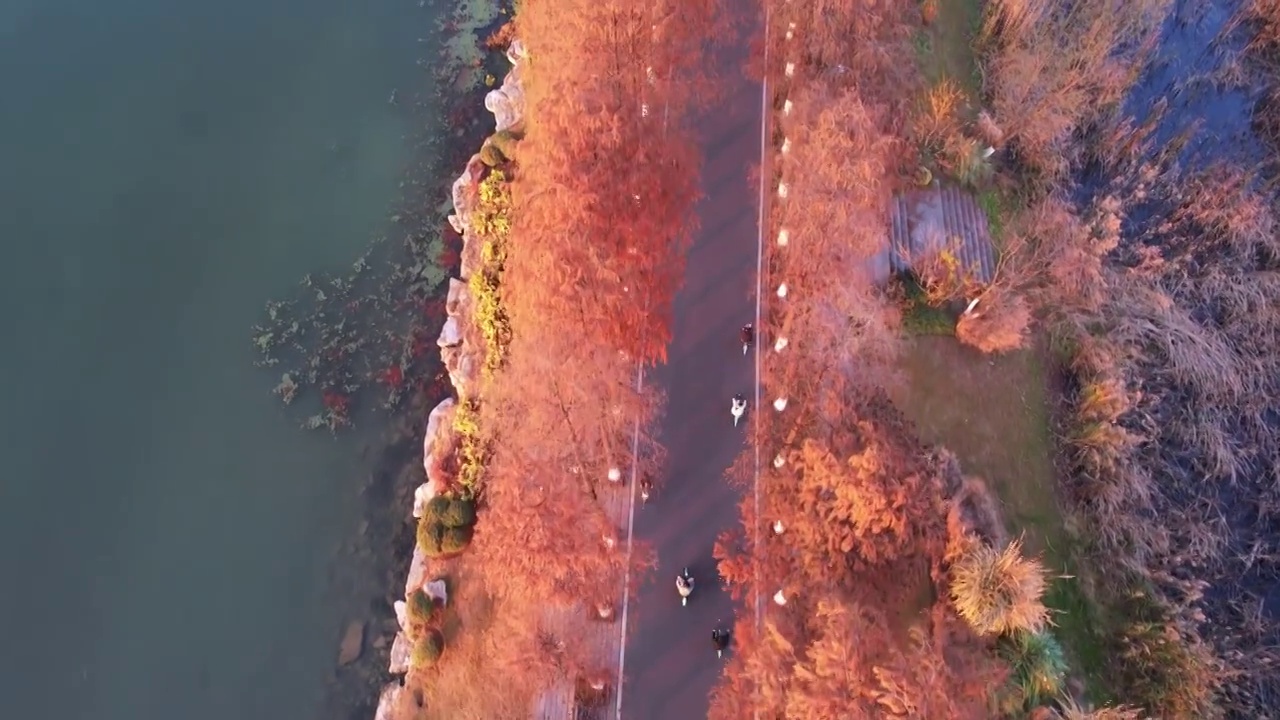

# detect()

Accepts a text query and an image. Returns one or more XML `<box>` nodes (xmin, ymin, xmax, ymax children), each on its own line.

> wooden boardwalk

<box><xmin>531</xmin><ymin>475</ymin><xmax>634</xmax><ymax>719</ymax></box>
<box><xmin>883</xmin><ymin>182</ymin><xmax>997</xmax><ymax>285</ymax></box>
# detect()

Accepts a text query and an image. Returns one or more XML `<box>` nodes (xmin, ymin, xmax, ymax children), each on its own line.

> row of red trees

<box><xmin>709</xmin><ymin>0</ymin><xmax>1008</xmax><ymax>716</ymax></box>
<box><xmin>459</xmin><ymin>0</ymin><xmax>730</xmax><ymax>691</ymax></box>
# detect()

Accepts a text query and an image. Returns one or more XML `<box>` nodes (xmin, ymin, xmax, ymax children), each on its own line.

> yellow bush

<box><xmin>950</xmin><ymin>535</ymin><xmax>1050</xmax><ymax>636</ymax></box>
<box><xmin>452</xmin><ymin>398</ymin><xmax>485</xmax><ymax>496</ymax></box>
<box><xmin>468</xmin><ymin>170</ymin><xmax>513</xmax><ymax>382</ymax></box>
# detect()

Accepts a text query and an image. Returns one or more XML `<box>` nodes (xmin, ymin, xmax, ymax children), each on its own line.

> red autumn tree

<box><xmin>458</xmin><ymin>0</ymin><xmax>726</xmax><ymax>656</ymax></box>
<box><xmin>707</xmin><ymin>0</ymin><xmax>1013</xmax><ymax>716</ymax></box>
<box><xmin>512</xmin><ymin>0</ymin><xmax>726</xmax><ymax>364</ymax></box>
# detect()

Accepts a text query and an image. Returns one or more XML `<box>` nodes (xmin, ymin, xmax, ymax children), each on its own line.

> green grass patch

<box><xmin>917</xmin><ymin>0</ymin><xmax>984</xmax><ymax>114</ymax></box>
<box><xmin>896</xmin><ymin>274</ymin><xmax>958</xmax><ymax>336</ymax></box>
<box><xmin>903</xmin><ymin>302</ymin><xmax>958</xmax><ymax>335</ymax></box>
<box><xmin>977</xmin><ymin>187</ymin><xmax>1011</xmax><ymax>244</ymax></box>
<box><xmin>891</xmin><ymin>336</ymin><xmax>1108</xmax><ymax>701</ymax></box>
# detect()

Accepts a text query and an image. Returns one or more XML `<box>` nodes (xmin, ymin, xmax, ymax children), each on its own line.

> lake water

<box><xmin>0</xmin><ymin>0</ymin><xmax>441</xmax><ymax>718</ymax></box>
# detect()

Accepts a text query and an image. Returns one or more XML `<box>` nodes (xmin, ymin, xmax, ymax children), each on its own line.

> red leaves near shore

<box><xmin>450</xmin><ymin>0</ymin><xmax>730</xmax><ymax>693</ymax></box>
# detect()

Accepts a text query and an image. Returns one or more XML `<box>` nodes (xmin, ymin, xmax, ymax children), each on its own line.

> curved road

<box><xmin>618</xmin><ymin>17</ymin><xmax>764</xmax><ymax>719</ymax></box>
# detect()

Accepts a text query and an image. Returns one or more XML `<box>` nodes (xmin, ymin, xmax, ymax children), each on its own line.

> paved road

<box><xmin>619</xmin><ymin>18</ymin><xmax>763</xmax><ymax>720</ymax></box>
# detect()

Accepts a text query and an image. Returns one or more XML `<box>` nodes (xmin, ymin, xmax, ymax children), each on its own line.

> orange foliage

<box><xmin>772</xmin><ymin>416</ymin><xmax>935</xmax><ymax>584</ymax></box>
<box><xmin>469</xmin><ymin>0</ymin><xmax>726</xmax><ymax>606</ymax></box>
<box><xmin>711</xmin><ymin>568</ymin><xmax>1005</xmax><ymax>720</ymax></box>
<box><xmin>981</xmin><ymin>0</ymin><xmax>1169</xmax><ymax>182</ymax></box>
<box><xmin>709</xmin><ymin>0</ymin><xmax>1009</xmax><ymax>716</ymax></box>
<box><xmin>511</xmin><ymin>0</ymin><xmax>727</xmax><ymax>363</ymax></box>
<box><xmin>438</xmin><ymin>0</ymin><xmax>727</xmax><ymax>705</ymax></box>
<box><xmin>955</xmin><ymin>288</ymin><xmax>1032</xmax><ymax>354</ymax></box>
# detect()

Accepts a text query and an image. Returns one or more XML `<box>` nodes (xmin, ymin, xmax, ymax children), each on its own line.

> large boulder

<box><xmin>485</xmin><ymin>64</ymin><xmax>525</xmax><ymax>133</ymax></box>
<box><xmin>442</xmin><ymin>344</ymin><xmax>480</xmax><ymax>398</ymax></box>
<box><xmin>423</xmin><ymin>579</ymin><xmax>449</xmax><ymax>607</ymax></box>
<box><xmin>459</xmin><ymin>227</ymin><xmax>482</xmax><ymax>281</ymax></box>
<box><xmin>449</xmin><ymin>154</ymin><xmax>487</xmax><ymax>235</ymax></box>
<box><xmin>423</xmin><ymin>398</ymin><xmax>456</xmax><ymax>449</ymax></box>
<box><xmin>421</xmin><ymin>399</ymin><xmax>456</xmax><ymax>474</ymax></box>
<box><xmin>423</xmin><ymin>450</ymin><xmax>454</xmax><ymax>499</ymax></box>
<box><xmin>404</xmin><ymin>546</ymin><xmax>430</xmax><ymax>597</ymax></box>
<box><xmin>389</xmin><ymin>632</ymin><xmax>412</xmax><ymax>674</ymax></box>
<box><xmin>337</xmin><ymin>620</ymin><xmax>365</xmax><ymax>666</ymax></box>
<box><xmin>420</xmin><ymin>398</ymin><xmax>457</xmax><ymax>500</ymax></box>
<box><xmin>373</xmin><ymin>683</ymin><xmax>404</xmax><ymax>720</ymax></box>
<box><xmin>507</xmin><ymin>38</ymin><xmax>527</xmax><ymax>66</ymax></box>
<box><xmin>437</xmin><ymin>316</ymin><xmax>462</xmax><ymax>348</ymax></box>
<box><xmin>394</xmin><ymin>599</ymin><xmax>410</xmax><ymax>631</ymax></box>
<box><xmin>446</xmin><ymin>277</ymin><xmax>470</xmax><ymax>318</ymax></box>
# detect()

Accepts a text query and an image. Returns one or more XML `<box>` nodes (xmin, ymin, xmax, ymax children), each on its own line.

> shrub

<box><xmin>1110</xmin><ymin>591</ymin><xmax>1219</xmax><ymax>719</ymax></box>
<box><xmin>442</xmin><ymin>525</ymin><xmax>474</xmax><ymax>553</ymax></box>
<box><xmin>489</xmin><ymin>129</ymin><xmax>521</xmax><ymax>158</ymax></box>
<box><xmin>406</xmin><ymin>588</ymin><xmax>440</xmax><ymax>636</ymax></box>
<box><xmin>955</xmin><ymin>289</ymin><xmax>1032</xmax><ymax>353</ymax></box>
<box><xmin>440</xmin><ymin>497</ymin><xmax>477</xmax><ymax>528</ymax></box>
<box><xmin>917</xmin><ymin>79</ymin><xmax>965</xmax><ymax>151</ymax></box>
<box><xmin>418</xmin><ymin>519</ymin><xmax>475</xmax><ymax>558</ymax></box>
<box><xmin>940</xmin><ymin>133</ymin><xmax>993</xmax><ymax>187</ymax></box>
<box><xmin>416</xmin><ymin>518</ymin><xmax>441</xmax><ymax>555</ymax></box>
<box><xmin>411</xmin><ymin>629</ymin><xmax>444</xmax><ymax>669</ymax></box>
<box><xmin>1053</xmin><ymin>697</ymin><xmax>1148</xmax><ymax>720</ymax></box>
<box><xmin>422</xmin><ymin>496</ymin><xmax>476</xmax><ymax>528</ymax></box>
<box><xmin>452</xmin><ymin>398</ymin><xmax>488</xmax><ymax>496</ymax></box>
<box><xmin>422</xmin><ymin>496</ymin><xmax>452</xmax><ymax>525</ymax></box>
<box><xmin>479</xmin><ymin>142</ymin><xmax>505</xmax><ymax>167</ymax></box>
<box><xmin>950</xmin><ymin>536</ymin><xmax>1049</xmax><ymax>636</ymax></box>
<box><xmin>999</xmin><ymin>629</ymin><xmax>1068</xmax><ymax>711</ymax></box>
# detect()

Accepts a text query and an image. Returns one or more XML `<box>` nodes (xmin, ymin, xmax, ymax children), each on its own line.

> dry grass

<box><xmin>924</xmin><ymin>0</ymin><xmax>1280</xmax><ymax>715</ymax></box>
<box><xmin>1247</xmin><ymin>0</ymin><xmax>1280</xmax><ymax>56</ymax></box>
<box><xmin>1003</xmin><ymin>150</ymin><xmax>1279</xmax><ymax>715</ymax></box>
<box><xmin>1086</xmin><ymin>166</ymin><xmax>1280</xmax><ymax>715</ymax></box>
<box><xmin>950</xmin><ymin>535</ymin><xmax>1050</xmax><ymax>637</ymax></box>
<box><xmin>980</xmin><ymin>0</ymin><xmax>1170</xmax><ymax>184</ymax></box>
<box><xmin>917</xmin><ymin>78</ymin><xmax>966</xmax><ymax>149</ymax></box>
<box><xmin>1052</xmin><ymin>698</ymin><xmax>1149</xmax><ymax>720</ymax></box>
<box><xmin>955</xmin><ymin>288</ymin><xmax>1032</xmax><ymax>353</ymax></box>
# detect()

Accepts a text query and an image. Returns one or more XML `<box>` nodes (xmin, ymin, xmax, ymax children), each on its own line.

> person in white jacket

<box><xmin>731</xmin><ymin>394</ymin><xmax>747</xmax><ymax>426</ymax></box>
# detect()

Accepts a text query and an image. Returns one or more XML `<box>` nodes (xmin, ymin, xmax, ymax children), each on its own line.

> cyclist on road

<box><xmin>712</xmin><ymin>626</ymin><xmax>731</xmax><ymax>657</ymax></box>
<box><xmin>731</xmin><ymin>394</ymin><xmax>747</xmax><ymax>427</ymax></box>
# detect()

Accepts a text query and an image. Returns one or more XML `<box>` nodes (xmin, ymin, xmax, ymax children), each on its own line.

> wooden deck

<box><xmin>530</xmin><ymin>475</ymin><xmax>633</xmax><ymax>719</ymax></box>
<box><xmin>883</xmin><ymin>182</ymin><xmax>997</xmax><ymax>285</ymax></box>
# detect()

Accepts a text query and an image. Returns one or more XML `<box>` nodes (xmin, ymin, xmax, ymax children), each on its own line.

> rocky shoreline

<box><xmin>372</xmin><ymin>38</ymin><xmax>526</xmax><ymax>720</ymax></box>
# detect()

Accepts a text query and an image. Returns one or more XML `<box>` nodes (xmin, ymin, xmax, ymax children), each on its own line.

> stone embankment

<box><xmin>372</xmin><ymin>38</ymin><xmax>526</xmax><ymax>720</ymax></box>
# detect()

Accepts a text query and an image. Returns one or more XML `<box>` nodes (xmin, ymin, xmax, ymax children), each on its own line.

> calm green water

<box><xmin>0</xmin><ymin>0</ymin><xmax>436</xmax><ymax>717</ymax></box>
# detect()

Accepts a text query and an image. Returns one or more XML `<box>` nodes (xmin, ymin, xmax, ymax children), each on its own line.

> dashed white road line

<box><xmin>614</xmin><ymin>361</ymin><xmax>644</xmax><ymax>719</ymax></box>
<box><xmin>751</xmin><ymin>9</ymin><xmax>772</xmax><ymax>720</ymax></box>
